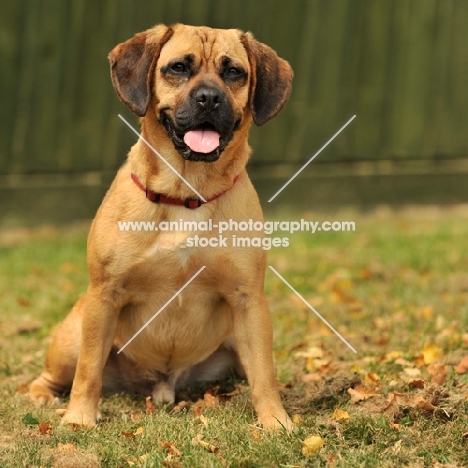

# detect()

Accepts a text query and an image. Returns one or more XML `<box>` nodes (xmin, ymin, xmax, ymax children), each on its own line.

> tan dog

<box><xmin>29</xmin><ymin>24</ymin><xmax>293</xmax><ymax>431</ymax></box>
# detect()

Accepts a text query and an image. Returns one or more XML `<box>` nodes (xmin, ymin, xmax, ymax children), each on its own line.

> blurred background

<box><xmin>1</xmin><ymin>0</ymin><xmax>467</xmax><ymax>226</ymax></box>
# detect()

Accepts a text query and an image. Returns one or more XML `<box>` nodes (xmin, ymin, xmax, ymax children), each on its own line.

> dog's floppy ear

<box><xmin>241</xmin><ymin>32</ymin><xmax>293</xmax><ymax>126</ymax></box>
<box><xmin>108</xmin><ymin>25</ymin><xmax>173</xmax><ymax>117</ymax></box>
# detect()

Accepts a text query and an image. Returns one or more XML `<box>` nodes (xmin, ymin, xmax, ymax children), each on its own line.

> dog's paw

<box><xmin>61</xmin><ymin>408</ymin><xmax>102</xmax><ymax>427</ymax></box>
<box><xmin>29</xmin><ymin>378</ymin><xmax>60</xmax><ymax>407</ymax></box>
<box><xmin>258</xmin><ymin>413</ymin><xmax>294</xmax><ymax>433</ymax></box>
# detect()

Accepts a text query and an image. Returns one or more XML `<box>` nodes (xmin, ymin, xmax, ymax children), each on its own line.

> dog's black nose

<box><xmin>194</xmin><ymin>87</ymin><xmax>221</xmax><ymax>111</ymax></box>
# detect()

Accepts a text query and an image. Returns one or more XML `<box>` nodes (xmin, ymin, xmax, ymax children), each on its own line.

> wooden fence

<box><xmin>1</xmin><ymin>0</ymin><xmax>467</xmax><ymax>222</ymax></box>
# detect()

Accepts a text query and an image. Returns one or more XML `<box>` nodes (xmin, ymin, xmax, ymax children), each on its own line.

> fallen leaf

<box><xmin>427</xmin><ymin>363</ymin><xmax>447</xmax><ymax>385</ymax></box>
<box><xmin>172</xmin><ymin>400</ymin><xmax>190</xmax><ymax>414</ymax></box>
<box><xmin>292</xmin><ymin>414</ymin><xmax>303</xmax><ymax>425</ymax></box>
<box><xmin>203</xmin><ymin>393</ymin><xmax>219</xmax><ymax>407</ymax></box>
<box><xmin>409</xmin><ymin>379</ymin><xmax>425</xmax><ymax>389</ymax></box>
<box><xmin>161</xmin><ymin>441</ymin><xmax>182</xmax><ymax>457</ymax></box>
<box><xmin>16</xmin><ymin>383</ymin><xmax>29</xmax><ymax>393</ymax></box>
<box><xmin>366</xmin><ymin>372</ymin><xmax>380</xmax><ymax>382</ymax></box>
<box><xmin>121</xmin><ymin>431</ymin><xmax>134</xmax><ymax>438</ymax></box>
<box><xmin>145</xmin><ymin>396</ymin><xmax>157</xmax><ymax>414</ymax></box>
<box><xmin>302</xmin><ymin>435</ymin><xmax>325</xmax><ymax>457</ymax></box>
<box><xmin>39</xmin><ymin>421</ymin><xmax>52</xmax><ymax>435</ymax></box>
<box><xmin>331</xmin><ymin>409</ymin><xmax>350</xmax><ymax>421</ymax></box>
<box><xmin>302</xmin><ymin>373</ymin><xmax>322</xmax><ymax>383</ymax></box>
<box><xmin>17</xmin><ymin>297</ymin><xmax>31</xmax><ymax>307</ymax></box>
<box><xmin>348</xmin><ymin>386</ymin><xmax>379</xmax><ymax>404</ymax></box>
<box><xmin>392</xmin><ymin>439</ymin><xmax>403</xmax><ymax>453</ymax></box>
<box><xmin>403</xmin><ymin>367</ymin><xmax>422</xmax><ymax>377</ymax></box>
<box><xmin>250</xmin><ymin>425</ymin><xmax>261</xmax><ymax>440</ymax></box>
<box><xmin>133</xmin><ymin>426</ymin><xmax>144</xmax><ymax>436</ymax></box>
<box><xmin>423</xmin><ymin>345</ymin><xmax>444</xmax><ymax>365</ymax></box>
<box><xmin>306</xmin><ymin>358</ymin><xmax>331</xmax><ymax>372</ymax></box>
<box><xmin>417</xmin><ymin>400</ymin><xmax>436</xmax><ymax>412</ymax></box>
<box><xmin>385</xmin><ymin>350</ymin><xmax>404</xmax><ymax>361</ymax></box>
<box><xmin>198</xmin><ymin>414</ymin><xmax>209</xmax><ymax>427</ymax></box>
<box><xmin>191</xmin><ymin>434</ymin><xmax>218</xmax><ymax>453</ymax></box>
<box><xmin>455</xmin><ymin>356</ymin><xmax>468</xmax><ymax>374</ymax></box>
<box><xmin>295</xmin><ymin>346</ymin><xmax>324</xmax><ymax>359</ymax></box>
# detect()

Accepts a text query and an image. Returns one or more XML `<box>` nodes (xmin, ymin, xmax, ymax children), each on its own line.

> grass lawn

<box><xmin>1</xmin><ymin>206</ymin><xmax>467</xmax><ymax>467</ymax></box>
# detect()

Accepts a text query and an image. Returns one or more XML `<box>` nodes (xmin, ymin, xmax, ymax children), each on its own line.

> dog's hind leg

<box><xmin>29</xmin><ymin>297</ymin><xmax>84</xmax><ymax>406</ymax></box>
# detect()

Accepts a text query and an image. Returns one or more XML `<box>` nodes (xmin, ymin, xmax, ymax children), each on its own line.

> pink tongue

<box><xmin>183</xmin><ymin>129</ymin><xmax>220</xmax><ymax>154</ymax></box>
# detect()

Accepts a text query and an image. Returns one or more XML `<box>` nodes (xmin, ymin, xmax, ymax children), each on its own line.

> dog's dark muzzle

<box><xmin>161</xmin><ymin>84</ymin><xmax>239</xmax><ymax>162</ymax></box>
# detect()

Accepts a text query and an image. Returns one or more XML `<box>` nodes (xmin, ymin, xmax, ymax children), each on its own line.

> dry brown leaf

<box><xmin>192</xmin><ymin>403</ymin><xmax>204</xmax><ymax>416</ymax></box>
<box><xmin>16</xmin><ymin>383</ymin><xmax>29</xmax><ymax>394</ymax></box>
<box><xmin>191</xmin><ymin>434</ymin><xmax>218</xmax><ymax>453</ymax></box>
<box><xmin>17</xmin><ymin>297</ymin><xmax>31</xmax><ymax>307</ymax></box>
<box><xmin>172</xmin><ymin>400</ymin><xmax>190</xmax><ymax>414</ymax></box>
<box><xmin>145</xmin><ymin>396</ymin><xmax>157</xmax><ymax>414</ymax></box>
<box><xmin>292</xmin><ymin>414</ymin><xmax>303</xmax><ymax>425</ymax></box>
<box><xmin>302</xmin><ymin>372</ymin><xmax>322</xmax><ymax>383</ymax></box>
<box><xmin>367</xmin><ymin>372</ymin><xmax>380</xmax><ymax>382</ymax></box>
<box><xmin>203</xmin><ymin>393</ymin><xmax>219</xmax><ymax>407</ymax></box>
<box><xmin>161</xmin><ymin>441</ymin><xmax>182</xmax><ymax>457</ymax></box>
<box><xmin>39</xmin><ymin>421</ymin><xmax>52</xmax><ymax>435</ymax></box>
<box><xmin>306</xmin><ymin>358</ymin><xmax>331</xmax><ymax>372</ymax></box>
<box><xmin>409</xmin><ymin>379</ymin><xmax>425</xmax><ymax>389</ymax></box>
<box><xmin>302</xmin><ymin>435</ymin><xmax>325</xmax><ymax>457</ymax></box>
<box><xmin>198</xmin><ymin>414</ymin><xmax>209</xmax><ymax>427</ymax></box>
<box><xmin>331</xmin><ymin>409</ymin><xmax>350</xmax><ymax>421</ymax></box>
<box><xmin>455</xmin><ymin>356</ymin><xmax>468</xmax><ymax>374</ymax></box>
<box><xmin>250</xmin><ymin>425</ymin><xmax>261</xmax><ymax>440</ymax></box>
<box><xmin>392</xmin><ymin>439</ymin><xmax>403</xmax><ymax>453</ymax></box>
<box><xmin>121</xmin><ymin>431</ymin><xmax>134</xmax><ymax>438</ymax></box>
<box><xmin>417</xmin><ymin>399</ymin><xmax>436</xmax><ymax>412</ymax></box>
<box><xmin>133</xmin><ymin>426</ymin><xmax>144</xmax><ymax>436</ymax></box>
<box><xmin>348</xmin><ymin>386</ymin><xmax>379</xmax><ymax>404</ymax></box>
<box><xmin>427</xmin><ymin>363</ymin><xmax>447</xmax><ymax>385</ymax></box>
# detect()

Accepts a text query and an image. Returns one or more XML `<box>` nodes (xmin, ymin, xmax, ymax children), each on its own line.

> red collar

<box><xmin>131</xmin><ymin>173</ymin><xmax>239</xmax><ymax>209</ymax></box>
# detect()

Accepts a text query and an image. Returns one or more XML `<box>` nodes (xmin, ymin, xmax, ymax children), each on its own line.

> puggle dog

<box><xmin>30</xmin><ymin>24</ymin><xmax>293</xmax><ymax>431</ymax></box>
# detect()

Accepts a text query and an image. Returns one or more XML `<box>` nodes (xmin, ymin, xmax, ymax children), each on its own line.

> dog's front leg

<box><xmin>230</xmin><ymin>292</ymin><xmax>293</xmax><ymax>432</ymax></box>
<box><xmin>62</xmin><ymin>289</ymin><xmax>121</xmax><ymax>426</ymax></box>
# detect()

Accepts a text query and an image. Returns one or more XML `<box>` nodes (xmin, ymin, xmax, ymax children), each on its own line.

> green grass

<box><xmin>1</xmin><ymin>207</ymin><xmax>468</xmax><ymax>467</ymax></box>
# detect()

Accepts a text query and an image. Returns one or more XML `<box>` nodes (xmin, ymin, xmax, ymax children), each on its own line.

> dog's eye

<box><xmin>227</xmin><ymin>67</ymin><xmax>242</xmax><ymax>77</ymax></box>
<box><xmin>171</xmin><ymin>63</ymin><xmax>187</xmax><ymax>74</ymax></box>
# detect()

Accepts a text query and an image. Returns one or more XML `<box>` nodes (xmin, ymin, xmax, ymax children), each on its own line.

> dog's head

<box><xmin>109</xmin><ymin>24</ymin><xmax>293</xmax><ymax>163</ymax></box>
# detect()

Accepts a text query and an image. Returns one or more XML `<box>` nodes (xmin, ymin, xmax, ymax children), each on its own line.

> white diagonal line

<box><xmin>117</xmin><ymin>266</ymin><xmax>206</xmax><ymax>354</ymax></box>
<box><xmin>268</xmin><ymin>266</ymin><xmax>357</xmax><ymax>353</ymax></box>
<box><xmin>118</xmin><ymin>114</ymin><xmax>207</xmax><ymax>202</ymax></box>
<box><xmin>268</xmin><ymin>115</ymin><xmax>357</xmax><ymax>202</ymax></box>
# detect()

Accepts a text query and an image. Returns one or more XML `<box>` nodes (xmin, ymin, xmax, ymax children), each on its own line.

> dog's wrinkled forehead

<box><xmin>154</xmin><ymin>25</ymin><xmax>249</xmax><ymax>72</ymax></box>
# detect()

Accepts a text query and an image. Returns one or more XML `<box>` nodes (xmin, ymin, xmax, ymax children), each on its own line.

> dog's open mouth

<box><xmin>183</xmin><ymin>123</ymin><xmax>220</xmax><ymax>154</ymax></box>
<box><xmin>162</xmin><ymin>115</ymin><xmax>235</xmax><ymax>163</ymax></box>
